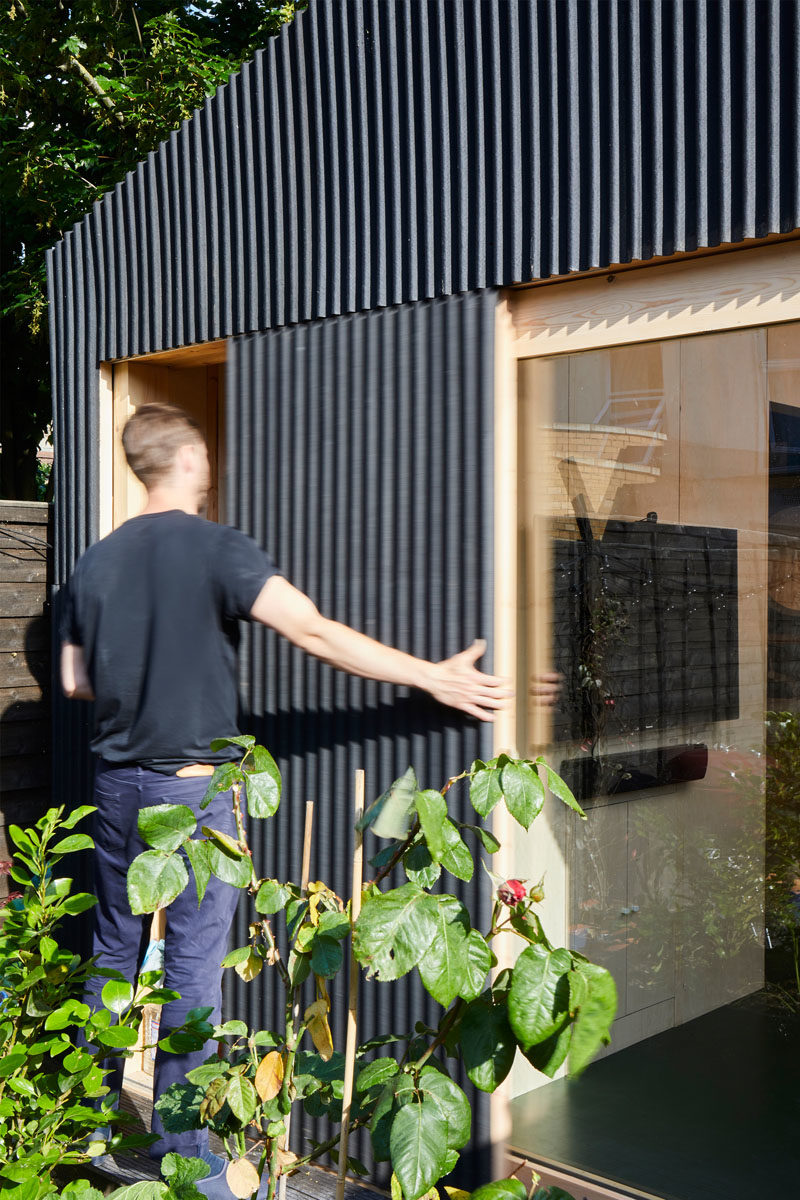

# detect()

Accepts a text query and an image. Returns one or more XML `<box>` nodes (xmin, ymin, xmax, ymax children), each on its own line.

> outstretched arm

<box><xmin>250</xmin><ymin>575</ymin><xmax>512</xmax><ymax>722</ymax></box>
<box><xmin>60</xmin><ymin>642</ymin><xmax>95</xmax><ymax>701</ymax></box>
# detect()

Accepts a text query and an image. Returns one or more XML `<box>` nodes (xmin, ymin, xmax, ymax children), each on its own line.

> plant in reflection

<box><xmin>765</xmin><ymin>712</ymin><xmax>800</xmax><ymax>1005</ymax></box>
<box><xmin>572</xmin><ymin>748</ymin><xmax>768</xmax><ymax>1012</ymax></box>
<box><xmin>121</xmin><ymin>736</ymin><xmax>617</xmax><ymax>1200</ymax></box>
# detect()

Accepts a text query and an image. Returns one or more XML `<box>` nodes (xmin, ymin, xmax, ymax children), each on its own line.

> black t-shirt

<box><xmin>60</xmin><ymin>511</ymin><xmax>281</xmax><ymax>772</ymax></box>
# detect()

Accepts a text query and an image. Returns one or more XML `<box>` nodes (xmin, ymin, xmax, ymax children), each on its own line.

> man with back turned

<box><xmin>60</xmin><ymin>402</ymin><xmax>512</xmax><ymax>1196</ymax></box>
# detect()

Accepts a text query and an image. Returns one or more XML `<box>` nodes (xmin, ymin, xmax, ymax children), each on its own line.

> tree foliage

<box><xmin>0</xmin><ymin>0</ymin><xmax>305</xmax><ymax>498</ymax></box>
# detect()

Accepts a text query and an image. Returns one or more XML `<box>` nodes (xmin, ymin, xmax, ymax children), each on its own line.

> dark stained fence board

<box><xmin>0</xmin><ymin>653</ymin><xmax>49</xmax><ymax>689</ymax></box>
<box><xmin>0</xmin><ymin>584</ymin><xmax>49</xmax><ymax>618</ymax></box>
<box><xmin>0</xmin><ymin>719</ymin><xmax>50</xmax><ymax>758</ymax></box>
<box><xmin>0</xmin><ymin>755</ymin><xmax>51</xmax><ymax>792</ymax></box>
<box><xmin>0</xmin><ymin>562</ymin><xmax>48</xmax><ymax>584</ymax></box>
<box><xmin>0</xmin><ymin>686</ymin><xmax>47</xmax><ymax>720</ymax></box>
<box><xmin>0</xmin><ymin>502</ymin><xmax>50</xmax><ymax>526</ymax></box>
<box><xmin>0</xmin><ymin>619</ymin><xmax>49</xmax><ymax>652</ymax></box>
<box><xmin>0</xmin><ymin>522</ymin><xmax>52</xmax><ymax>544</ymax></box>
<box><xmin>0</xmin><ymin>502</ymin><xmax>52</xmax><ymax>817</ymax></box>
<box><xmin>0</xmin><ymin>790</ymin><xmax>54</xmax><ymax>832</ymax></box>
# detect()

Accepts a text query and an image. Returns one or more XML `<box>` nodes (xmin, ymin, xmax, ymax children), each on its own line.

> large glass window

<box><xmin>511</xmin><ymin>324</ymin><xmax>800</xmax><ymax>1198</ymax></box>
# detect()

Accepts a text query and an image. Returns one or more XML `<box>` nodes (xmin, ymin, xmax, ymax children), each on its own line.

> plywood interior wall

<box><xmin>104</xmin><ymin>357</ymin><xmax>225</xmax><ymax>530</ymax></box>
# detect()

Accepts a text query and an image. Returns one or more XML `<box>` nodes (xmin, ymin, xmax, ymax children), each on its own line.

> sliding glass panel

<box><xmin>512</xmin><ymin>325</ymin><xmax>800</xmax><ymax>1200</ymax></box>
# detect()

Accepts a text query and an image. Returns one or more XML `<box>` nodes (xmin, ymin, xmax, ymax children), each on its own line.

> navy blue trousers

<box><xmin>82</xmin><ymin>761</ymin><xmax>241</xmax><ymax>1159</ymax></box>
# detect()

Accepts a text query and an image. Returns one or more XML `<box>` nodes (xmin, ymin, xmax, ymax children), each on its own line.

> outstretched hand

<box><xmin>425</xmin><ymin>639</ymin><xmax>514</xmax><ymax>722</ymax></box>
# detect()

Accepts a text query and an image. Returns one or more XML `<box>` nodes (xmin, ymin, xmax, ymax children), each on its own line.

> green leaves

<box><xmin>470</xmin><ymin>755</ymin><xmax>583</xmax><ymax>829</ymax></box>
<box><xmin>200</xmin><ymin>762</ymin><xmax>240</xmax><ymax>810</ymax></box>
<box><xmin>0</xmin><ymin>742</ymin><xmax>613</xmax><ymax>1200</ymax></box>
<box><xmin>203</xmin><ymin>840</ymin><xmax>252</xmax><ymax>889</ymax></box>
<box><xmin>255</xmin><ymin>879</ymin><xmax>291</xmax><ymax>914</ymax></box>
<box><xmin>506</xmin><ymin>949</ymin><xmax>617</xmax><ymax>1080</ymax></box>
<box><xmin>568</xmin><ymin>961</ymin><xmax>617</xmax><ymax>1076</ymax></box>
<box><xmin>226</xmin><ymin>1076</ymin><xmax>257</xmax><ymax>1123</ymax></box>
<box><xmin>50</xmin><ymin>834</ymin><xmax>94</xmax><ymax>855</ymax></box>
<box><xmin>358</xmin><ymin>768</ymin><xmax>418</xmax><ymax>839</ymax></box>
<box><xmin>353</xmin><ymin>883</ymin><xmax>438</xmax><ymax>980</ymax></box>
<box><xmin>439</xmin><ymin>820</ymin><xmax>473</xmax><ymax>882</ymax></box>
<box><xmin>460</xmin><ymin>997</ymin><xmax>516</xmax><ymax>1092</ymax></box>
<box><xmin>127</xmin><ymin>851</ymin><xmax>190</xmax><ymax>915</ymax></box>
<box><xmin>415</xmin><ymin>789</ymin><xmax>448</xmax><ymax>860</ymax></box>
<box><xmin>101</xmin><ymin>980</ymin><xmax>134</xmax><ymax>1015</ymax></box>
<box><xmin>94</xmin><ymin>1024</ymin><xmax>139</xmax><ymax>1049</ymax></box>
<box><xmin>403</xmin><ymin>843</ymin><xmax>441</xmax><ymax>888</ymax></box>
<box><xmin>499</xmin><ymin>761</ymin><xmax>545</xmax><ymax>830</ymax></box>
<box><xmin>184</xmin><ymin>839</ymin><xmax>212</xmax><ymax>906</ymax></box>
<box><xmin>417</xmin><ymin>896</ymin><xmax>471</xmax><ymax>1007</ymax></box>
<box><xmin>536</xmin><ymin>759</ymin><xmax>586</xmax><ymax>820</ymax></box>
<box><xmin>357</xmin><ymin>1058</ymin><xmax>399</xmax><ymax>1094</ymax></box>
<box><xmin>244</xmin><ymin>746</ymin><xmax>281</xmax><ymax>819</ymax></box>
<box><xmin>417</xmin><ymin>1066</ymin><xmax>471</xmax><ymax>1151</ymax></box>
<box><xmin>470</xmin><ymin>761</ymin><xmax>504</xmax><ymax>818</ymax></box>
<box><xmin>209</xmin><ymin>735</ymin><xmax>255</xmax><ymax>753</ymax></box>
<box><xmin>160</xmin><ymin>1151</ymin><xmax>211</xmax><ymax>1199</ymax></box>
<box><xmin>389</xmin><ymin>1100</ymin><xmax>447</xmax><ymax>1200</ymax></box>
<box><xmin>508</xmin><ymin>945</ymin><xmax>572</xmax><ymax>1050</ymax></box>
<box><xmin>471</xmin><ymin>1181</ymin><xmax>528</xmax><ymax>1200</ymax></box>
<box><xmin>60</xmin><ymin>805</ymin><xmax>97</xmax><ymax>830</ymax></box>
<box><xmin>138</xmin><ymin>805</ymin><xmax>197</xmax><ymax>852</ymax></box>
<box><xmin>460</xmin><ymin>931</ymin><xmax>493</xmax><ymax>1002</ymax></box>
<box><xmin>310</xmin><ymin>936</ymin><xmax>343</xmax><ymax>978</ymax></box>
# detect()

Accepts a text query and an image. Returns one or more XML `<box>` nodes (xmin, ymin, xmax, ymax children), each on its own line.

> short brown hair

<box><xmin>121</xmin><ymin>403</ymin><xmax>204</xmax><ymax>488</ymax></box>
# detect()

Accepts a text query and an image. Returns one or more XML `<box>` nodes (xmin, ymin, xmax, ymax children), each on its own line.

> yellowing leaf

<box><xmin>444</xmin><ymin>1190</ymin><xmax>470</xmax><ymax>1200</ymax></box>
<box><xmin>254</xmin><ymin>1050</ymin><xmax>284</xmax><ymax>1102</ymax></box>
<box><xmin>303</xmin><ymin>998</ymin><xmax>328</xmax><ymax>1022</ymax></box>
<box><xmin>306</xmin><ymin>882</ymin><xmax>343</xmax><ymax>925</ymax></box>
<box><xmin>235</xmin><ymin>950</ymin><xmax>263</xmax><ymax>982</ymax></box>
<box><xmin>226</xmin><ymin>1157</ymin><xmax>260</xmax><ymax>1199</ymax></box>
<box><xmin>276</xmin><ymin>1148</ymin><xmax>298</xmax><ymax>1172</ymax></box>
<box><xmin>307</xmin><ymin>1012</ymin><xmax>334</xmax><ymax>1061</ymax></box>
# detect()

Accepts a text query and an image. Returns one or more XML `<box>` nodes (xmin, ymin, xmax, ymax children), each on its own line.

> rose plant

<box><xmin>124</xmin><ymin>737</ymin><xmax>617</xmax><ymax>1200</ymax></box>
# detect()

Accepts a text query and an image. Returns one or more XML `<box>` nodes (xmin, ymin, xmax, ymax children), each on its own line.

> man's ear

<box><xmin>175</xmin><ymin>442</ymin><xmax>198</xmax><ymax>475</ymax></box>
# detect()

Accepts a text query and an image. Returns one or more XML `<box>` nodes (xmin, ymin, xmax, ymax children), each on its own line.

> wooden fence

<box><xmin>0</xmin><ymin>499</ymin><xmax>52</xmax><ymax>900</ymax></box>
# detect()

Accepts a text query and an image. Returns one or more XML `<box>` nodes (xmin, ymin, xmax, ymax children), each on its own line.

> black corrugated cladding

<box><xmin>225</xmin><ymin>292</ymin><xmax>496</xmax><ymax>1174</ymax></box>
<box><xmin>46</xmin><ymin>0</ymin><xmax>800</xmax><ymax>1180</ymax></box>
<box><xmin>50</xmin><ymin>1</ymin><xmax>800</xmax><ymax>365</ymax></box>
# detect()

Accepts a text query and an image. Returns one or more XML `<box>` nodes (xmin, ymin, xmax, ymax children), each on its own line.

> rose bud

<box><xmin>498</xmin><ymin>879</ymin><xmax>527</xmax><ymax>905</ymax></box>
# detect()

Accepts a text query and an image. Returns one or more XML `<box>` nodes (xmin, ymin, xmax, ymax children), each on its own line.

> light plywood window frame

<box><xmin>490</xmin><ymin>236</ymin><xmax>800</xmax><ymax>1182</ymax></box>
<box><xmin>494</xmin><ymin>236</ymin><xmax>800</xmax><ymax>764</ymax></box>
<box><xmin>98</xmin><ymin>339</ymin><xmax>227</xmax><ymax>534</ymax></box>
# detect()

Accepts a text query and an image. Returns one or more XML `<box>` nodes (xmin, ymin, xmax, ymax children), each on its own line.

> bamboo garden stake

<box><xmin>278</xmin><ymin>800</ymin><xmax>315</xmax><ymax>1200</ymax></box>
<box><xmin>335</xmin><ymin>770</ymin><xmax>365</xmax><ymax>1200</ymax></box>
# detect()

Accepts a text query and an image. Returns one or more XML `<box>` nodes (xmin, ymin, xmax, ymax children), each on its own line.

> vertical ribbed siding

<box><xmin>225</xmin><ymin>290</ymin><xmax>496</xmax><ymax>1178</ymax></box>
<box><xmin>49</xmin><ymin>0</ymin><xmax>800</xmax><ymax>365</ymax></box>
<box><xmin>47</xmin><ymin>229</ymin><xmax>100</xmax><ymax>908</ymax></box>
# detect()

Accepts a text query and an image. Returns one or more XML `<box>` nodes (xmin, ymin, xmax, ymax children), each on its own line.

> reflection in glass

<box><xmin>511</xmin><ymin>325</ymin><xmax>800</xmax><ymax>1198</ymax></box>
